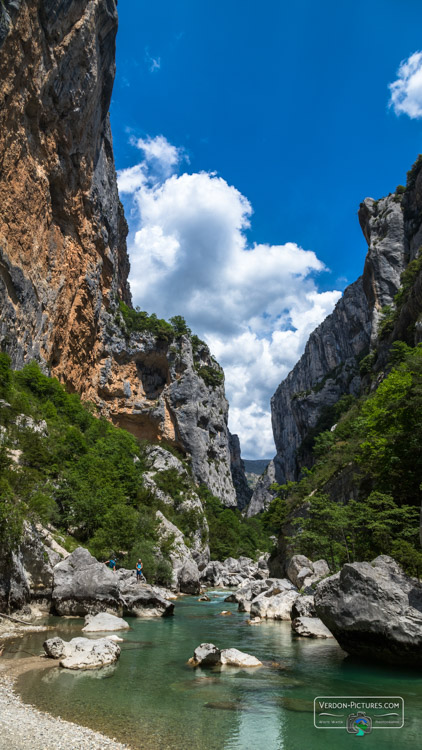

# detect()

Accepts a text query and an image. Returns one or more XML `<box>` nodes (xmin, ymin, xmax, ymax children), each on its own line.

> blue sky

<box><xmin>110</xmin><ymin>0</ymin><xmax>422</xmax><ymax>458</ymax></box>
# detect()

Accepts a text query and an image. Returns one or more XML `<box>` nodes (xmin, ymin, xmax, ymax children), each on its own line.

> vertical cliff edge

<box><xmin>0</xmin><ymin>0</ymin><xmax>244</xmax><ymax>506</ymax></box>
<box><xmin>248</xmin><ymin>157</ymin><xmax>422</xmax><ymax>514</ymax></box>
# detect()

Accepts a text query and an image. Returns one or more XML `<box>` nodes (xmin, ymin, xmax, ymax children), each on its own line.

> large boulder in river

<box><xmin>116</xmin><ymin>569</ymin><xmax>174</xmax><ymax>617</ymax></box>
<box><xmin>82</xmin><ymin>613</ymin><xmax>130</xmax><ymax>632</ymax></box>
<box><xmin>178</xmin><ymin>560</ymin><xmax>200</xmax><ymax>595</ymax></box>
<box><xmin>44</xmin><ymin>636</ymin><xmax>120</xmax><ymax>669</ymax></box>
<box><xmin>315</xmin><ymin>556</ymin><xmax>422</xmax><ymax>666</ymax></box>
<box><xmin>52</xmin><ymin>547</ymin><xmax>123</xmax><ymax>616</ymax></box>
<box><xmin>250</xmin><ymin>589</ymin><xmax>299</xmax><ymax>620</ymax></box>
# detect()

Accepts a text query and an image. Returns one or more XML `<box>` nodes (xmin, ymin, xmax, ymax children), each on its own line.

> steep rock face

<box><xmin>0</xmin><ymin>0</ymin><xmax>239</xmax><ymax>505</ymax></box>
<box><xmin>246</xmin><ymin>459</ymin><xmax>276</xmax><ymax>517</ymax></box>
<box><xmin>0</xmin><ymin>0</ymin><xmax>129</xmax><ymax>376</ymax></box>
<box><xmin>229</xmin><ymin>433</ymin><xmax>252</xmax><ymax>510</ymax></box>
<box><xmin>0</xmin><ymin>522</ymin><xmax>61</xmax><ymax>613</ymax></box>
<box><xmin>269</xmin><ymin>191</ymin><xmax>409</xmax><ymax>490</ymax></box>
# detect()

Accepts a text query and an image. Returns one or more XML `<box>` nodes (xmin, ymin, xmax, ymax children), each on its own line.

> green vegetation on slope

<box><xmin>0</xmin><ymin>355</ymin><xmax>270</xmax><ymax>578</ymax></box>
<box><xmin>198</xmin><ymin>485</ymin><xmax>271</xmax><ymax>561</ymax></box>
<box><xmin>269</xmin><ymin>343</ymin><xmax>422</xmax><ymax>576</ymax></box>
<box><xmin>0</xmin><ymin>355</ymin><xmax>177</xmax><ymax>584</ymax></box>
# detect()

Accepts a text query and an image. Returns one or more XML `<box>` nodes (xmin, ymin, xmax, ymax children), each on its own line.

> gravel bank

<box><xmin>0</xmin><ymin>661</ymin><xmax>132</xmax><ymax>750</ymax></box>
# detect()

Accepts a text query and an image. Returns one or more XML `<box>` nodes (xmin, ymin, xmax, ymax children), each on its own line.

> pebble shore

<box><xmin>0</xmin><ymin>668</ymin><xmax>131</xmax><ymax>750</ymax></box>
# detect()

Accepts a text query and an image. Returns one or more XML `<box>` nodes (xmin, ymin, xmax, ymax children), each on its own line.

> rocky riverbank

<box><xmin>0</xmin><ymin>659</ymin><xmax>131</xmax><ymax>750</ymax></box>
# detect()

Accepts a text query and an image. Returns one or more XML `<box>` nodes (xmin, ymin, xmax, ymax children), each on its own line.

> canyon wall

<box><xmin>0</xmin><ymin>0</ymin><xmax>242</xmax><ymax>506</ymax></box>
<box><xmin>248</xmin><ymin>159</ymin><xmax>422</xmax><ymax>514</ymax></box>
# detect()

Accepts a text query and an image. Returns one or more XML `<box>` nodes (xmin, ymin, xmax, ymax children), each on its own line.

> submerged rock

<box><xmin>315</xmin><ymin>556</ymin><xmax>422</xmax><ymax>666</ymax></box>
<box><xmin>220</xmin><ymin>648</ymin><xmax>262</xmax><ymax>667</ymax></box>
<box><xmin>82</xmin><ymin>613</ymin><xmax>130</xmax><ymax>632</ymax></box>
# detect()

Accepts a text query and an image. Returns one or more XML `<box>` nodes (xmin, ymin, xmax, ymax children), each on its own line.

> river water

<box><xmin>6</xmin><ymin>590</ymin><xmax>422</xmax><ymax>749</ymax></box>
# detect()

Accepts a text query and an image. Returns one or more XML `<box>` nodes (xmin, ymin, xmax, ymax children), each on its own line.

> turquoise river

<box><xmin>4</xmin><ymin>590</ymin><xmax>422</xmax><ymax>749</ymax></box>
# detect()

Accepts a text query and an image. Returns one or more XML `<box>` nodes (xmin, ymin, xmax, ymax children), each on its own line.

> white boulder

<box><xmin>82</xmin><ymin>612</ymin><xmax>130</xmax><ymax>632</ymax></box>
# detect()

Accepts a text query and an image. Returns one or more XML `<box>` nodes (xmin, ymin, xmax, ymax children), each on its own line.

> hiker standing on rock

<box><xmin>136</xmin><ymin>559</ymin><xmax>144</xmax><ymax>583</ymax></box>
<box><xmin>105</xmin><ymin>558</ymin><xmax>116</xmax><ymax>572</ymax></box>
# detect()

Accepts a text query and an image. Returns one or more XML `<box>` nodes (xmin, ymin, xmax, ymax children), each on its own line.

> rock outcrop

<box><xmin>115</xmin><ymin>569</ymin><xmax>174</xmax><ymax>617</ymax></box>
<box><xmin>0</xmin><ymin>0</ymin><xmax>243</xmax><ymax>507</ymax></box>
<box><xmin>0</xmin><ymin>522</ymin><xmax>62</xmax><ymax>613</ymax></box>
<box><xmin>200</xmin><ymin>554</ymin><xmax>270</xmax><ymax>589</ymax></box>
<box><xmin>249</xmin><ymin>587</ymin><xmax>299</xmax><ymax>620</ymax></box>
<box><xmin>143</xmin><ymin>446</ymin><xmax>210</xmax><ymax>576</ymax></box>
<box><xmin>286</xmin><ymin>555</ymin><xmax>329</xmax><ymax>590</ymax></box>
<box><xmin>315</xmin><ymin>555</ymin><xmax>422</xmax><ymax>666</ymax></box>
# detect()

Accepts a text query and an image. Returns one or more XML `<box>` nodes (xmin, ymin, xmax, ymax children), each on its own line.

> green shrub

<box><xmin>117</xmin><ymin>301</ymin><xmax>174</xmax><ymax>341</ymax></box>
<box><xmin>195</xmin><ymin>365</ymin><xmax>224</xmax><ymax>388</ymax></box>
<box><xmin>198</xmin><ymin>485</ymin><xmax>272</xmax><ymax>560</ymax></box>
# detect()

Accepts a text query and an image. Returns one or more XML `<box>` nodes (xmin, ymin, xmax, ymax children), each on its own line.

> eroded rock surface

<box><xmin>116</xmin><ymin>569</ymin><xmax>174</xmax><ymax>617</ymax></box>
<box><xmin>52</xmin><ymin>547</ymin><xmax>123</xmax><ymax>616</ymax></box>
<box><xmin>44</xmin><ymin>636</ymin><xmax>120</xmax><ymax>669</ymax></box>
<box><xmin>0</xmin><ymin>522</ymin><xmax>63</xmax><ymax>613</ymax></box>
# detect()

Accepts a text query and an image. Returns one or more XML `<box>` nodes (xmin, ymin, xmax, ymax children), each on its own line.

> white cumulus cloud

<box><xmin>389</xmin><ymin>51</ymin><xmax>422</xmax><ymax>118</ymax></box>
<box><xmin>117</xmin><ymin>138</ymin><xmax>342</xmax><ymax>458</ymax></box>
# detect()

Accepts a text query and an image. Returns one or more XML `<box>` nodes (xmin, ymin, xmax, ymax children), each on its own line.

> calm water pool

<box><xmin>5</xmin><ymin>590</ymin><xmax>422</xmax><ymax>749</ymax></box>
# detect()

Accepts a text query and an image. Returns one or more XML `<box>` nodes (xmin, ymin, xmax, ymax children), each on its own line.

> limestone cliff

<box><xmin>248</xmin><ymin>160</ymin><xmax>422</xmax><ymax>515</ymax></box>
<box><xmin>229</xmin><ymin>433</ymin><xmax>252</xmax><ymax>510</ymax></box>
<box><xmin>0</xmin><ymin>0</ymin><xmax>241</xmax><ymax>506</ymax></box>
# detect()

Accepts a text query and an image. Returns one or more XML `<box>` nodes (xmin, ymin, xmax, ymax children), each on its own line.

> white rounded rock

<box><xmin>82</xmin><ymin>613</ymin><xmax>130</xmax><ymax>632</ymax></box>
